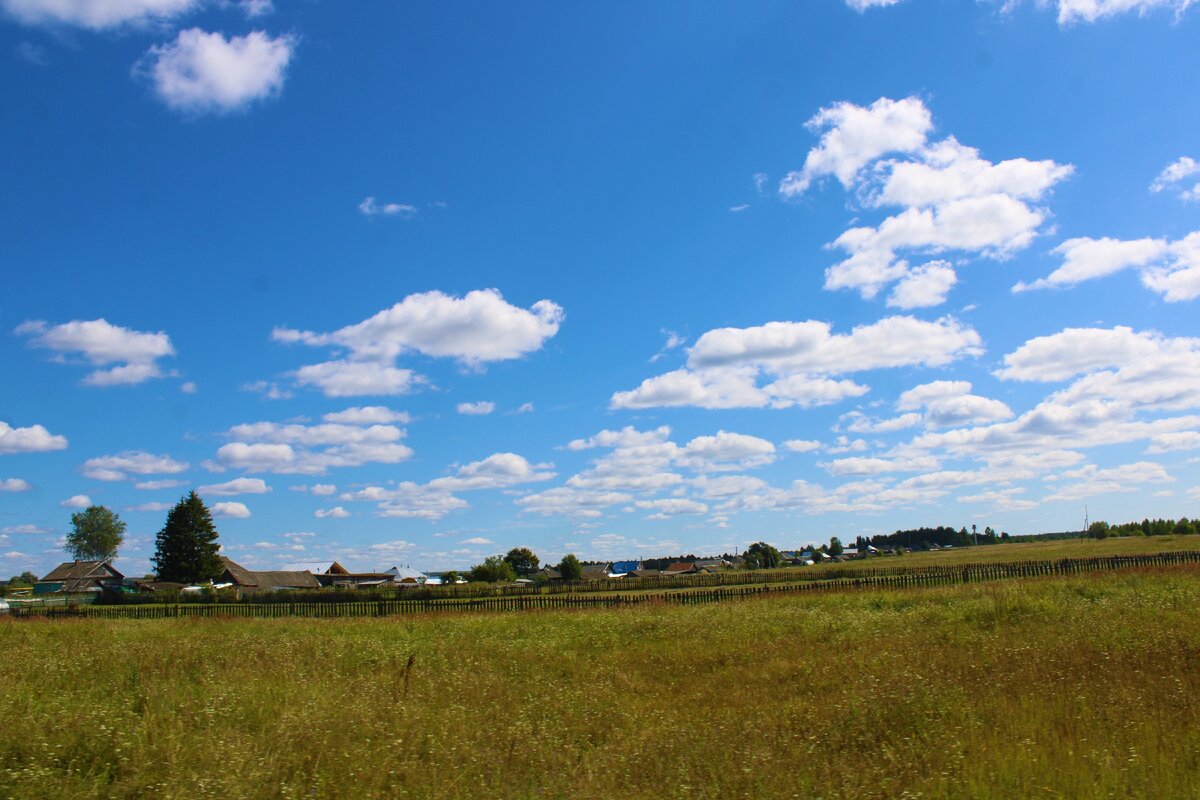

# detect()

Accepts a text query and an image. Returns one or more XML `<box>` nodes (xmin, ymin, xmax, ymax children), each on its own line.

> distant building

<box><xmin>581</xmin><ymin>563</ymin><xmax>616</xmax><ymax>580</ymax></box>
<box><xmin>219</xmin><ymin>557</ymin><xmax>321</xmax><ymax>592</ymax></box>
<box><xmin>36</xmin><ymin>561</ymin><xmax>124</xmax><ymax>594</ymax></box>
<box><xmin>384</xmin><ymin>566</ymin><xmax>428</xmax><ymax>584</ymax></box>
<box><xmin>609</xmin><ymin>560</ymin><xmax>641</xmax><ymax>575</ymax></box>
<box><xmin>664</xmin><ymin>562</ymin><xmax>698</xmax><ymax>575</ymax></box>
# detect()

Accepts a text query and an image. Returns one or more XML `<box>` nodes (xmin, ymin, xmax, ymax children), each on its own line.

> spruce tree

<box><xmin>152</xmin><ymin>491</ymin><xmax>223</xmax><ymax>583</ymax></box>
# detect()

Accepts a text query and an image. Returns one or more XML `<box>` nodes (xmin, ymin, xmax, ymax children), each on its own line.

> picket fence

<box><xmin>10</xmin><ymin>550</ymin><xmax>1198</xmax><ymax>621</ymax></box>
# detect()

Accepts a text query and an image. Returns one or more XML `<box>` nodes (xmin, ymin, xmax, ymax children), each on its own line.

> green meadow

<box><xmin>3</xmin><ymin>563</ymin><xmax>1199</xmax><ymax>799</ymax></box>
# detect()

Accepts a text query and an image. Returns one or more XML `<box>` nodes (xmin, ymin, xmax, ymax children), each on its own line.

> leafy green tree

<box><xmin>1088</xmin><ymin>520</ymin><xmax>1110</xmax><ymax>540</ymax></box>
<box><xmin>743</xmin><ymin>541</ymin><xmax>783</xmax><ymax>569</ymax></box>
<box><xmin>8</xmin><ymin>571</ymin><xmax>38</xmax><ymax>586</ymax></box>
<box><xmin>65</xmin><ymin>505</ymin><xmax>126</xmax><ymax>562</ymax></box>
<box><xmin>828</xmin><ymin>536</ymin><xmax>844</xmax><ymax>556</ymax></box>
<box><xmin>468</xmin><ymin>555</ymin><xmax>517</xmax><ymax>583</ymax></box>
<box><xmin>152</xmin><ymin>492</ymin><xmax>223</xmax><ymax>583</ymax></box>
<box><xmin>503</xmin><ymin>547</ymin><xmax>540</xmax><ymax>576</ymax></box>
<box><xmin>558</xmin><ymin>553</ymin><xmax>583</xmax><ymax>581</ymax></box>
<box><xmin>441</xmin><ymin>570</ymin><xmax>461</xmax><ymax>585</ymax></box>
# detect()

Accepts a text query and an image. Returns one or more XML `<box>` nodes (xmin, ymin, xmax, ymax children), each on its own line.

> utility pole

<box><xmin>971</xmin><ymin>523</ymin><xmax>977</xmax><ymax>546</ymax></box>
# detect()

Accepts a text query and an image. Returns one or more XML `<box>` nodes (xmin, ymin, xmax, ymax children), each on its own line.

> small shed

<box><xmin>219</xmin><ymin>557</ymin><xmax>321</xmax><ymax>591</ymax></box>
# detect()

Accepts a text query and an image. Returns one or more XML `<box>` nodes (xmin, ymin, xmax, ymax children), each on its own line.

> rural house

<box><xmin>36</xmin><ymin>561</ymin><xmax>124</xmax><ymax>594</ymax></box>
<box><xmin>219</xmin><ymin>557</ymin><xmax>321</xmax><ymax>592</ymax></box>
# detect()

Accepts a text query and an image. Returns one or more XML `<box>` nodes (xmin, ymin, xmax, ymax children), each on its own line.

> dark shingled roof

<box><xmin>219</xmin><ymin>557</ymin><xmax>321</xmax><ymax>590</ymax></box>
<box><xmin>40</xmin><ymin>561</ymin><xmax>124</xmax><ymax>592</ymax></box>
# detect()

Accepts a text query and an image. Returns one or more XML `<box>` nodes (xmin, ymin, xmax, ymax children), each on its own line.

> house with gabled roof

<box><xmin>36</xmin><ymin>561</ymin><xmax>124</xmax><ymax>594</ymax></box>
<box><xmin>219</xmin><ymin>557</ymin><xmax>321</xmax><ymax>592</ymax></box>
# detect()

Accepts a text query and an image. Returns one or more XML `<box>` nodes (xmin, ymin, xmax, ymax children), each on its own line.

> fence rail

<box><xmin>9</xmin><ymin>551</ymin><xmax>1198</xmax><ymax>621</ymax></box>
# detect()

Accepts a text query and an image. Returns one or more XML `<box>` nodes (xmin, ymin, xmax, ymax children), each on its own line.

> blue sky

<box><xmin>2</xmin><ymin>0</ymin><xmax>1199</xmax><ymax>578</ymax></box>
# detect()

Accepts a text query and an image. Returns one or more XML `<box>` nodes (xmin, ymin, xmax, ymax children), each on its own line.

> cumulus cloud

<box><xmin>1</xmin><ymin>0</ymin><xmax>197</xmax><ymax>29</ymax></box>
<box><xmin>1146</xmin><ymin>431</ymin><xmax>1200</xmax><ymax>453</ymax></box>
<box><xmin>456</xmin><ymin>401</ymin><xmax>495</xmax><ymax>416</ymax></box>
<box><xmin>613</xmin><ymin>315</ymin><xmax>980</xmax><ymax>410</ymax></box>
<box><xmin>1042</xmin><ymin>462</ymin><xmax>1174</xmax><ymax>502</ymax></box>
<box><xmin>1151</xmin><ymin>156</ymin><xmax>1200</xmax><ymax>202</ymax></box>
<box><xmin>198</xmin><ymin>477</ymin><xmax>271</xmax><ymax>496</ymax></box>
<box><xmin>212</xmin><ymin>501</ymin><xmax>251</xmax><ymax>518</ymax></box>
<box><xmin>273</xmin><ymin>289</ymin><xmax>563</xmax><ymax>397</ymax></box>
<box><xmin>783</xmin><ymin>439</ymin><xmax>822</xmax><ymax>453</ymax></box>
<box><xmin>0</xmin><ymin>421</ymin><xmax>67</xmax><ymax>454</ymax></box>
<box><xmin>207</xmin><ymin>417</ymin><xmax>413</xmax><ymax>475</ymax></box>
<box><xmin>1014</xmin><ymin>233</ymin><xmax>1200</xmax><ymax>302</ymax></box>
<box><xmin>0</xmin><ymin>478</ymin><xmax>32</xmax><ymax>492</ymax></box>
<box><xmin>428</xmin><ymin>453</ymin><xmax>555</xmax><ymax>491</ymax></box>
<box><xmin>887</xmin><ymin>260</ymin><xmax>957</xmax><ymax>309</ymax></box>
<box><xmin>322</xmin><ymin>406</ymin><xmax>410</xmax><ymax>425</ymax></box>
<box><xmin>314</xmin><ymin>506</ymin><xmax>350</xmax><ymax>519</ymax></box>
<box><xmin>781</xmin><ymin>97</ymin><xmax>1071</xmax><ymax>301</ymax></box>
<box><xmin>16</xmin><ymin>318</ymin><xmax>174</xmax><ymax>386</ymax></box>
<box><xmin>82</xmin><ymin>451</ymin><xmax>188</xmax><ymax>481</ymax></box>
<box><xmin>140</xmin><ymin>28</ymin><xmax>295</xmax><ymax>114</ymax></box>
<box><xmin>636</xmin><ymin>498</ymin><xmax>709</xmax><ymax>519</ymax></box>
<box><xmin>60</xmin><ymin>494</ymin><xmax>91</xmax><ymax>508</ymax></box>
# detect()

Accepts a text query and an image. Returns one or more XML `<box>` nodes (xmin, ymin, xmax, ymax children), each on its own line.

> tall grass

<box><xmin>2</xmin><ymin>567</ymin><xmax>1198</xmax><ymax>799</ymax></box>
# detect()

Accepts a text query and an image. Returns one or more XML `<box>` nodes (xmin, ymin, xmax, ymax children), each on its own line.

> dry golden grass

<box><xmin>2</xmin><ymin>566</ymin><xmax>1198</xmax><ymax>799</ymax></box>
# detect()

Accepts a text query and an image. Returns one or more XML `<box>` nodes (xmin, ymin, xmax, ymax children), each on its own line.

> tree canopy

<box><xmin>468</xmin><ymin>555</ymin><xmax>516</xmax><ymax>583</ymax></box>
<box><xmin>558</xmin><ymin>553</ymin><xmax>583</xmax><ymax>581</ymax></box>
<box><xmin>65</xmin><ymin>505</ymin><xmax>126</xmax><ymax>562</ymax></box>
<box><xmin>152</xmin><ymin>492</ymin><xmax>223</xmax><ymax>584</ymax></box>
<box><xmin>503</xmin><ymin>547</ymin><xmax>540</xmax><ymax>576</ymax></box>
<box><xmin>742</xmin><ymin>541</ymin><xmax>783</xmax><ymax>569</ymax></box>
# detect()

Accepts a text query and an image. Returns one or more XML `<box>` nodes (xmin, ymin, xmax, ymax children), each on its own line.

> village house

<box><xmin>36</xmin><ymin>560</ymin><xmax>125</xmax><ymax>594</ymax></box>
<box><xmin>220</xmin><ymin>557</ymin><xmax>321</xmax><ymax>592</ymax></box>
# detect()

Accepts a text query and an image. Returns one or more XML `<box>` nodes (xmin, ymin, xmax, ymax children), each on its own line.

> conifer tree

<box><xmin>152</xmin><ymin>491</ymin><xmax>223</xmax><ymax>583</ymax></box>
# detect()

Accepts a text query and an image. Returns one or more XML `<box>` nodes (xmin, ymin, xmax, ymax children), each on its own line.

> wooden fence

<box><xmin>10</xmin><ymin>550</ymin><xmax>1198</xmax><ymax>621</ymax></box>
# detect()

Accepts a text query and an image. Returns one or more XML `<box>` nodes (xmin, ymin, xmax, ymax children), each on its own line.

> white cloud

<box><xmin>844</xmin><ymin>0</ymin><xmax>902</xmax><ymax>9</ymax></box>
<box><xmin>314</xmin><ymin>506</ymin><xmax>350</xmax><ymax>519</ymax></box>
<box><xmin>82</xmin><ymin>451</ymin><xmax>188</xmax><ymax>481</ymax></box>
<box><xmin>677</xmin><ymin>431</ymin><xmax>776</xmax><ymax>472</ymax></box>
<box><xmin>456</xmin><ymin>401</ymin><xmax>496</xmax><ymax>416</ymax></box>
<box><xmin>957</xmin><ymin>488</ymin><xmax>1037</xmax><ymax>512</ymax></box>
<box><xmin>180</xmin><ymin>381</ymin><xmax>197</xmax><ymax>394</ymax></box>
<box><xmin>128</xmin><ymin>501</ymin><xmax>173</xmax><ymax>512</ymax></box>
<box><xmin>274</xmin><ymin>289</ymin><xmax>563</xmax><ymax>397</ymax></box>
<box><xmin>2</xmin><ymin>524</ymin><xmax>52</xmax><ymax>534</ymax></box>
<box><xmin>209</xmin><ymin>418</ymin><xmax>412</xmax><ymax>475</ymax></box>
<box><xmin>1015</xmin><ymin>233</ymin><xmax>1200</xmax><ymax>302</ymax></box>
<box><xmin>1053</xmin><ymin>0</ymin><xmax>1196</xmax><ymax>24</ymax></box>
<box><xmin>358</xmin><ymin>197</ymin><xmax>418</xmax><ymax>218</ymax></box>
<box><xmin>428</xmin><ymin>453</ymin><xmax>555</xmax><ymax>491</ymax></box>
<box><xmin>239</xmin><ymin>0</ymin><xmax>272</xmax><ymax>18</ymax></box>
<box><xmin>0</xmin><ymin>478</ymin><xmax>32</xmax><ymax>492</ymax></box>
<box><xmin>887</xmin><ymin>260</ymin><xmax>957</xmax><ymax>309</ymax></box>
<box><xmin>820</xmin><ymin>455</ymin><xmax>940</xmax><ymax>477</ymax></box>
<box><xmin>613</xmin><ymin>315</ymin><xmax>980</xmax><ymax>410</ymax></box>
<box><xmin>0</xmin><ymin>421</ymin><xmax>68</xmax><ymax>454</ymax></box>
<box><xmin>781</xmin><ymin>98</ymin><xmax>1071</xmax><ymax>301</ymax></box>
<box><xmin>242</xmin><ymin>380</ymin><xmax>294</xmax><ymax>400</ymax></box>
<box><xmin>198</xmin><ymin>477</ymin><xmax>271</xmax><ymax>496</ymax></box>
<box><xmin>516</xmin><ymin>487</ymin><xmax>633</xmax><ymax>518</ymax></box>
<box><xmin>1043</xmin><ymin>461</ymin><xmax>1173</xmax><ymax>502</ymax></box>
<box><xmin>512</xmin><ymin>402</ymin><xmax>535</xmax><ymax>414</ymax></box>
<box><xmin>141</xmin><ymin>28</ymin><xmax>295</xmax><ymax>114</ymax></box>
<box><xmin>322</xmin><ymin>406</ymin><xmax>410</xmax><ymax>425</ymax></box>
<box><xmin>310</xmin><ymin>483</ymin><xmax>336</xmax><ymax>496</ymax></box>
<box><xmin>461</xmin><ymin>536</ymin><xmax>493</xmax><ymax>545</ymax></box>
<box><xmin>779</xmin><ymin>96</ymin><xmax>932</xmax><ymax>197</ymax></box>
<box><xmin>134</xmin><ymin>479</ymin><xmax>185</xmax><ymax>490</ymax></box>
<box><xmin>16</xmin><ymin>318</ymin><xmax>174</xmax><ymax>386</ymax></box>
<box><xmin>893</xmin><ymin>380</ymin><xmax>1013</xmax><ymax>427</ymax></box>
<box><xmin>212</xmin><ymin>501</ymin><xmax>251</xmax><ymax>518</ymax></box>
<box><xmin>783</xmin><ymin>439</ymin><xmax>822</xmax><ymax>453</ymax></box>
<box><xmin>1146</xmin><ymin>431</ymin><xmax>1200</xmax><ymax>453</ymax></box>
<box><xmin>60</xmin><ymin>494</ymin><xmax>91</xmax><ymax>509</ymax></box>
<box><xmin>1</xmin><ymin>0</ymin><xmax>196</xmax><ymax>29</ymax></box>
<box><xmin>1151</xmin><ymin>156</ymin><xmax>1200</xmax><ymax>202</ymax></box>
<box><xmin>636</xmin><ymin>498</ymin><xmax>709</xmax><ymax>519</ymax></box>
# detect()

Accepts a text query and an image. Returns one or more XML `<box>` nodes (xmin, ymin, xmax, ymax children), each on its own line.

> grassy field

<box><xmin>811</xmin><ymin>533</ymin><xmax>1200</xmax><ymax>573</ymax></box>
<box><xmin>3</xmin><ymin>566</ymin><xmax>1199</xmax><ymax>800</ymax></box>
